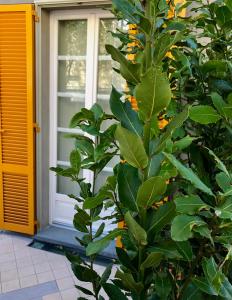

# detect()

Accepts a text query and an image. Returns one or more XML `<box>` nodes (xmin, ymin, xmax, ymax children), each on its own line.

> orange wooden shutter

<box><xmin>0</xmin><ymin>4</ymin><xmax>35</xmax><ymax>235</ymax></box>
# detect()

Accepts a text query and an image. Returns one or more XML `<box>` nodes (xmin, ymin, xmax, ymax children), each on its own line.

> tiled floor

<box><xmin>0</xmin><ymin>232</ymin><xmax>107</xmax><ymax>299</ymax></box>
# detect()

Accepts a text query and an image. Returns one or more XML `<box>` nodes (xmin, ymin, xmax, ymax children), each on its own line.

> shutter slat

<box><xmin>0</xmin><ymin>5</ymin><xmax>35</xmax><ymax>235</ymax></box>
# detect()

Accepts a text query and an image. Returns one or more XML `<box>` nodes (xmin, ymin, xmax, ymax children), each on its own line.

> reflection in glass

<box><xmin>57</xmin><ymin>132</ymin><xmax>76</xmax><ymax>162</ymax></box>
<box><xmin>58</xmin><ymin>97</ymin><xmax>85</xmax><ymax>128</ymax></box>
<box><xmin>98</xmin><ymin>19</ymin><xmax>123</xmax><ymax>55</ymax></box>
<box><xmin>58</xmin><ymin>20</ymin><xmax>87</xmax><ymax>56</ymax></box>
<box><xmin>58</xmin><ymin>60</ymin><xmax>86</xmax><ymax>93</ymax></box>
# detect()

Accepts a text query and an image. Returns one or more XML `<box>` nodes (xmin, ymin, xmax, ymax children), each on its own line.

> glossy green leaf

<box><xmin>174</xmin><ymin>195</ymin><xmax>209</xmax><ymax>215</ymax></box>
<box><xmin>94</xmin><ymin>223</ymin><xmax>105</xmax><ymax>239</ymax></box>
<box><xmin>83</xmin><ymin>193</ymin><xmax>106</xmax><ymax>210</ymax></box>
<box><xmin>100</xmin><ymin>263</ymin><xmax>113</xmax><ymax>284</ymax></box>
<box><xmin>226</xmin><ymin>0</ymin><xmax>232</xmax><ymax>12</ymax></box>
<box><xmin>147</xmin><ymin>153</ymin><xmax>164</xmax><ymax>177</ymax></box>
<box><xmin>148</xmin><ymin>202</ymin><xmax>175</xmax><ymax>235</ymax></box>
<box><xmin>125</xmin><ymin>211</ymin><xmax>147</xmax><ymax>246</ymax></box>
<box><xmin>173</xmin><ymin>136</ymin><xmax>198</xmax><ymax>151</ymax></box>
<box><xmin>202</xmin><ymin>257</ymin><xmax>230</xmax><ymax>295</ymax></box>
<box><xmin>86</xmin><ymin>229</ymin><xmax>124</xmax><ymax>256</ymax></box>
<box><xmin>117</xmin><ymin>164</ymin><xmax>140</xmax><ymax>212</ymax></box>
<box><xmin>110</xmin><ymin>87</ymin><xmax>142</xmax><ymax>136</ymax></box>
<box><xmin>112</xmin><ymin>0</ymin><xmax>140</xmax><ymax>24</ymax></box>
<box><xmin>74</xmin><ymin>136</ymin><xmax>94</xmax><ymax>156</ymax></box>
<box><xmin>115</xmin><ymin>270</ymin><xmax>143</xmax><ymax>293</ymax></box>
<box><xmin>189</xmin><ymin>105</ymin><xmax>222</xmax><ymax>124</ymax></box>
<box><xmin>135</xmin><ymin>66</ymin><xmax>172</xmax><ymax>120</ymax></box>
<box><xmin>156</xmin><ymin>106</ymin><xmax>190</xmax><ymax>153</ymax></box>
<box><xmin>116</xmin><ymin>247</ymin><xmax>136</xmax><ymax>271</ymax></box>
<box><xmin>102</xmin><ymin>283</ymin><xmax>128</xmax><ymax>300</ymax></box>
<box><xmin>69</xmin><ymin>109</ymin><xmax>95</xmax><ymax>128</ymax></box>
<box><xmin>154</xmin><ymin>32</ymin><xmax>183</xmax><ymax>64</ymax></box>
<box><xmin>216</xmin><ymin>6</ymin><xmax>232</xmax><ymax>26</ymax></box>
<box><xmin>155</xmin><ymin>273</ymin><xmax>172</xmax><ymax>300</ymax></box>
<box><xmin>194</xmin><ymin>225</ymin><xmax>213</xmax><ymax>243</ymax></box>
<box><xmin>140</xmin><ymin>252</ymin><xmax>162</xmax><ymax>270</ymax></box>
<box><xmin>212</xmin><ymin>79</ymin><xmax>232</xmax><ymax>93</ymax></box>
<box><xmin>159</xmin><ymin>161</ymin><xmax>177</xmax><ymax>180</ymax></box>
<box><xmin>106</xmin><ymin>45</ymin><xmax>141</xmax><ymax>84</ymax></box>
<box><xmin>206</xmin><ymin>147</ymin><xmax>230</xmax><ymax>178</ymax></box>
<box><xmin>72</xmin><ymin>265</ymin><xmax>98</xmax><ymax>282</ymax></box>
<box><xmin>201</xmin><ymin>60</ymin><xmax>228</xmax><ymax>74</ymax></box>
<box><xmin>211</xmin><ymin>92</ymin><xmax>226</xmax><ymax>117</ymax></box>
<box><xmin>216</xmin><ymin>172</ymin><xmax>231</xmax><ymax>192</ymax></box>
<box><xmin>164</xmin><ymin>153</ymin><xmax>214</xmax><ymax>196</ymax></box>
<box><xmin>192</xmin><ymin>277</ymin><xmax>217</xmax><ymax>296</ymax></box>
<box><xmin>215</xmin><ymin>197</ymin><xmax>232</xmax><ymax>220</ymax></box>
<box><xmin>115</xmin><ymin>125</ymin><xmax>148</xmax><ymax>169</ymax></box>
<box><xmin>75</xmin><ymin>285</ymin><xmax>94</xmax><ymax>296</ymax></box>
<box><xmin>171</xmin><ymin>215</ymin><xmax>206</xmax><ymax>241</ymax></box>
<box><xmin>73</xmin><ymin>210</ymin><xmax>90</xmax><ymax>233</ymax></box>
<box><xmin>137</xmin><ymin>176</ymin><xmax>167</xmax><ymax>207</ymax></box>
<box><xmin>70</xmin><ymin>150</ymin><xmax>81</xmax><ymax>172</ymax></box>
<box><xmin>149</xmin><ymin>242</ymin><xmax>182</xmax><ymax>259</ymax></box>
<box><xmin>175</xmin><ymin>241</ymin><xmax>193</xmax><ymax>261</ymax></box>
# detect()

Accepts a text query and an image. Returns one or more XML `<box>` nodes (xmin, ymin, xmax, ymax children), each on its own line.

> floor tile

<box><xmin>20</xmin><ymin>274</ymin><xmax>38</xmax><ymax>288</ymax></box>
<box><xmin>52</xmin><ymin>267</ymin><xmax>71</xmax><ymax>280</ymax></box>
<box><xmin>18</xmin><ymin>266</ymin><xmax>35</xmax><ymax>278</ymax></box>
<box><xmin>0</xmin><ymin>233</ymin><xmax>108</xmax><ymax>299</ymax></box>
<box><xmin>56</xmin><ymin>277</ymin><xmax>74</xmax><ymax>291</ymax></box>
<box><xmin>0</xmin><ymin>253</ymin><xmax>15</xmax><ymax>264</ymax></box>
<box><xmin>2</xmin><ymin>279</ymin><xmax>20</xmax><ymax>293</ymax></box>
<box><xmin>0</xmin><ymin>261</ymin><xmax>17</xmax><ymax>272</ymax></box>
<box><xmin>35</xmin><ymin>263</ymin><xmax>51</xmax><ymax>274</ymax></box>
<box><xmin>16</xmin><ymin>257</ymin><xmax>33</xmax><ymax>269</ymax></box>
<box><xmin>60</xmin><ymin>288</ymin><xmax>79</xmax><ymax>300</ymax></box>
<box><xmin>42</xmin><ymin>292</ymin><xmax>62</xmax><ymax>300</ymax></box>
<box><xmin>1</xmin><ymin>269</ymin><xmax>18</xmax><ymax>282</ymax></box>
<box><xmin>49</xmin><ymin>261</ymin><xmax>67</xmax><ymax>272</ymax></box>
<box><xmin>37</xmin><ymin>271</ymin><xmax>54</xmax><ymax>284</ymax></box>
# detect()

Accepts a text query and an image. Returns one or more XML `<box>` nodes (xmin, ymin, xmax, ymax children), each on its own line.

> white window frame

<box><xmin>49</xmin><ymin>8</ymin><xmax>114</xmax><ymax>226</ymax></box>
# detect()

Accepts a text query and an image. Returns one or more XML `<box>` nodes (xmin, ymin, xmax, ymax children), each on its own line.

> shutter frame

<box><xmin>0</xmin><ymin>4</ymin><xmax>35</xmax><ymax>235</ymax></box>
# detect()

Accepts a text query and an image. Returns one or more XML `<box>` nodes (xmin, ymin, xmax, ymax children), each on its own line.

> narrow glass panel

<box><xmin>98</xmin><ymin>19</ymin><xmax>120</xmax><ymax>55</ymax></box>
<box><xmin>58</xmin><ymin>97</ymin><xmax>84</xmax><ymax>128</ymax></box>
<box><xmin>58</xmin><ymin>60</ymin><xmax>86</xmax><ymax>93</ymax></box>
<box><xmin>97</xmin><ymin>18</ymin><xmax>126</xmax><ymax>132</ymax></box>
<box><xmin>57</xmin><ymin>132</ymin><xmax>76</xmax><ymax>162</ymax></box>
<box><xmin>58</xmin><ymin>20</ymin><xmax>87</xmax><ymax>56</ymax></box>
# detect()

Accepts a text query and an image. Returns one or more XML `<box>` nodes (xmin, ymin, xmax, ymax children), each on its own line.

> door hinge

<box><xmin>34</xmin><ymin>220</ymin><xmax>40</xmax><ymax>230</ymax></box>
<box><xmin>32</xmin><ymin>11</ymin><xmax>40</xmax><ymax>22</ymax></box>
<box><xmin>33</xmin><ymin>123</ymin><xmax>41</xmax><ymax>133</ymax></box>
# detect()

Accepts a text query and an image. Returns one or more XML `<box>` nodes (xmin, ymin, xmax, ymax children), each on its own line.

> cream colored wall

<box><xmin>0</xmin><ymin>0</ymin><xmax>33</xmax><ymax>3</ymax></box>
<box><xmin>35</xmin><ymin>0</ymin><xmax>110</xmax><ymax>5</ymax></box>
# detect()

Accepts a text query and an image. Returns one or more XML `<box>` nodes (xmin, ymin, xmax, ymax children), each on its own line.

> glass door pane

<box><xmin>94</xmin><ymin>18</ymin><xmax>126</xmax><ymax>232</ymax></box>
<box><xmin>56</xmin><ymin>19</ymin><xmax>87</xmax><ymax>195</ymax></box>
<box><xmin>96</xmin><ymin>18</ymin><xmax>126</xmax><ymax>171</ymax></box>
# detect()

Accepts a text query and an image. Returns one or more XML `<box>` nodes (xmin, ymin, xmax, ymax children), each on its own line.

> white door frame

<box><xmin>49</xmin><ymin>8</ymin><xmax>113</xmax><ymax>226</ymax></box>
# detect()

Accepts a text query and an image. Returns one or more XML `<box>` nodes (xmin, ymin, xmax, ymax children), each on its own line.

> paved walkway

<box><xmin>0</xmin><ymin>232</ymin><xmax>106</xmax><ymax>299</ymax></box>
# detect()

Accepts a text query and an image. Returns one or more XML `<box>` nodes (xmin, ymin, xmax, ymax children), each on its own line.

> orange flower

<box><xmin>120</xmin><ymin>159</ymin><xmax>127</xmax><ymax>164</ymax></box>
<box><xmin>159</xmin><ymin>118</ymin><xmax>169</xmax><ymax>129</ymax></box>
<box><xmin>129</xmin><ymin>96</ymin><xmax>139</xmax><ymax>111</ymax></box>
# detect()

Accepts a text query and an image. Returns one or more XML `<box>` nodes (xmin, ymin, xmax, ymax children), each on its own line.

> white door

<box><xmin>49</xmin><ymin>9</ymin><xmax>124</xmax><ymax>229</ymax></box>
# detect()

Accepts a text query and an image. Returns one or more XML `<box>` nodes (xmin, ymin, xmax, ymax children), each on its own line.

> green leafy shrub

<box><xmin>51</xmin><ymin>0</ymin><xmax>232</xmax><ymax>299</ymax></box>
